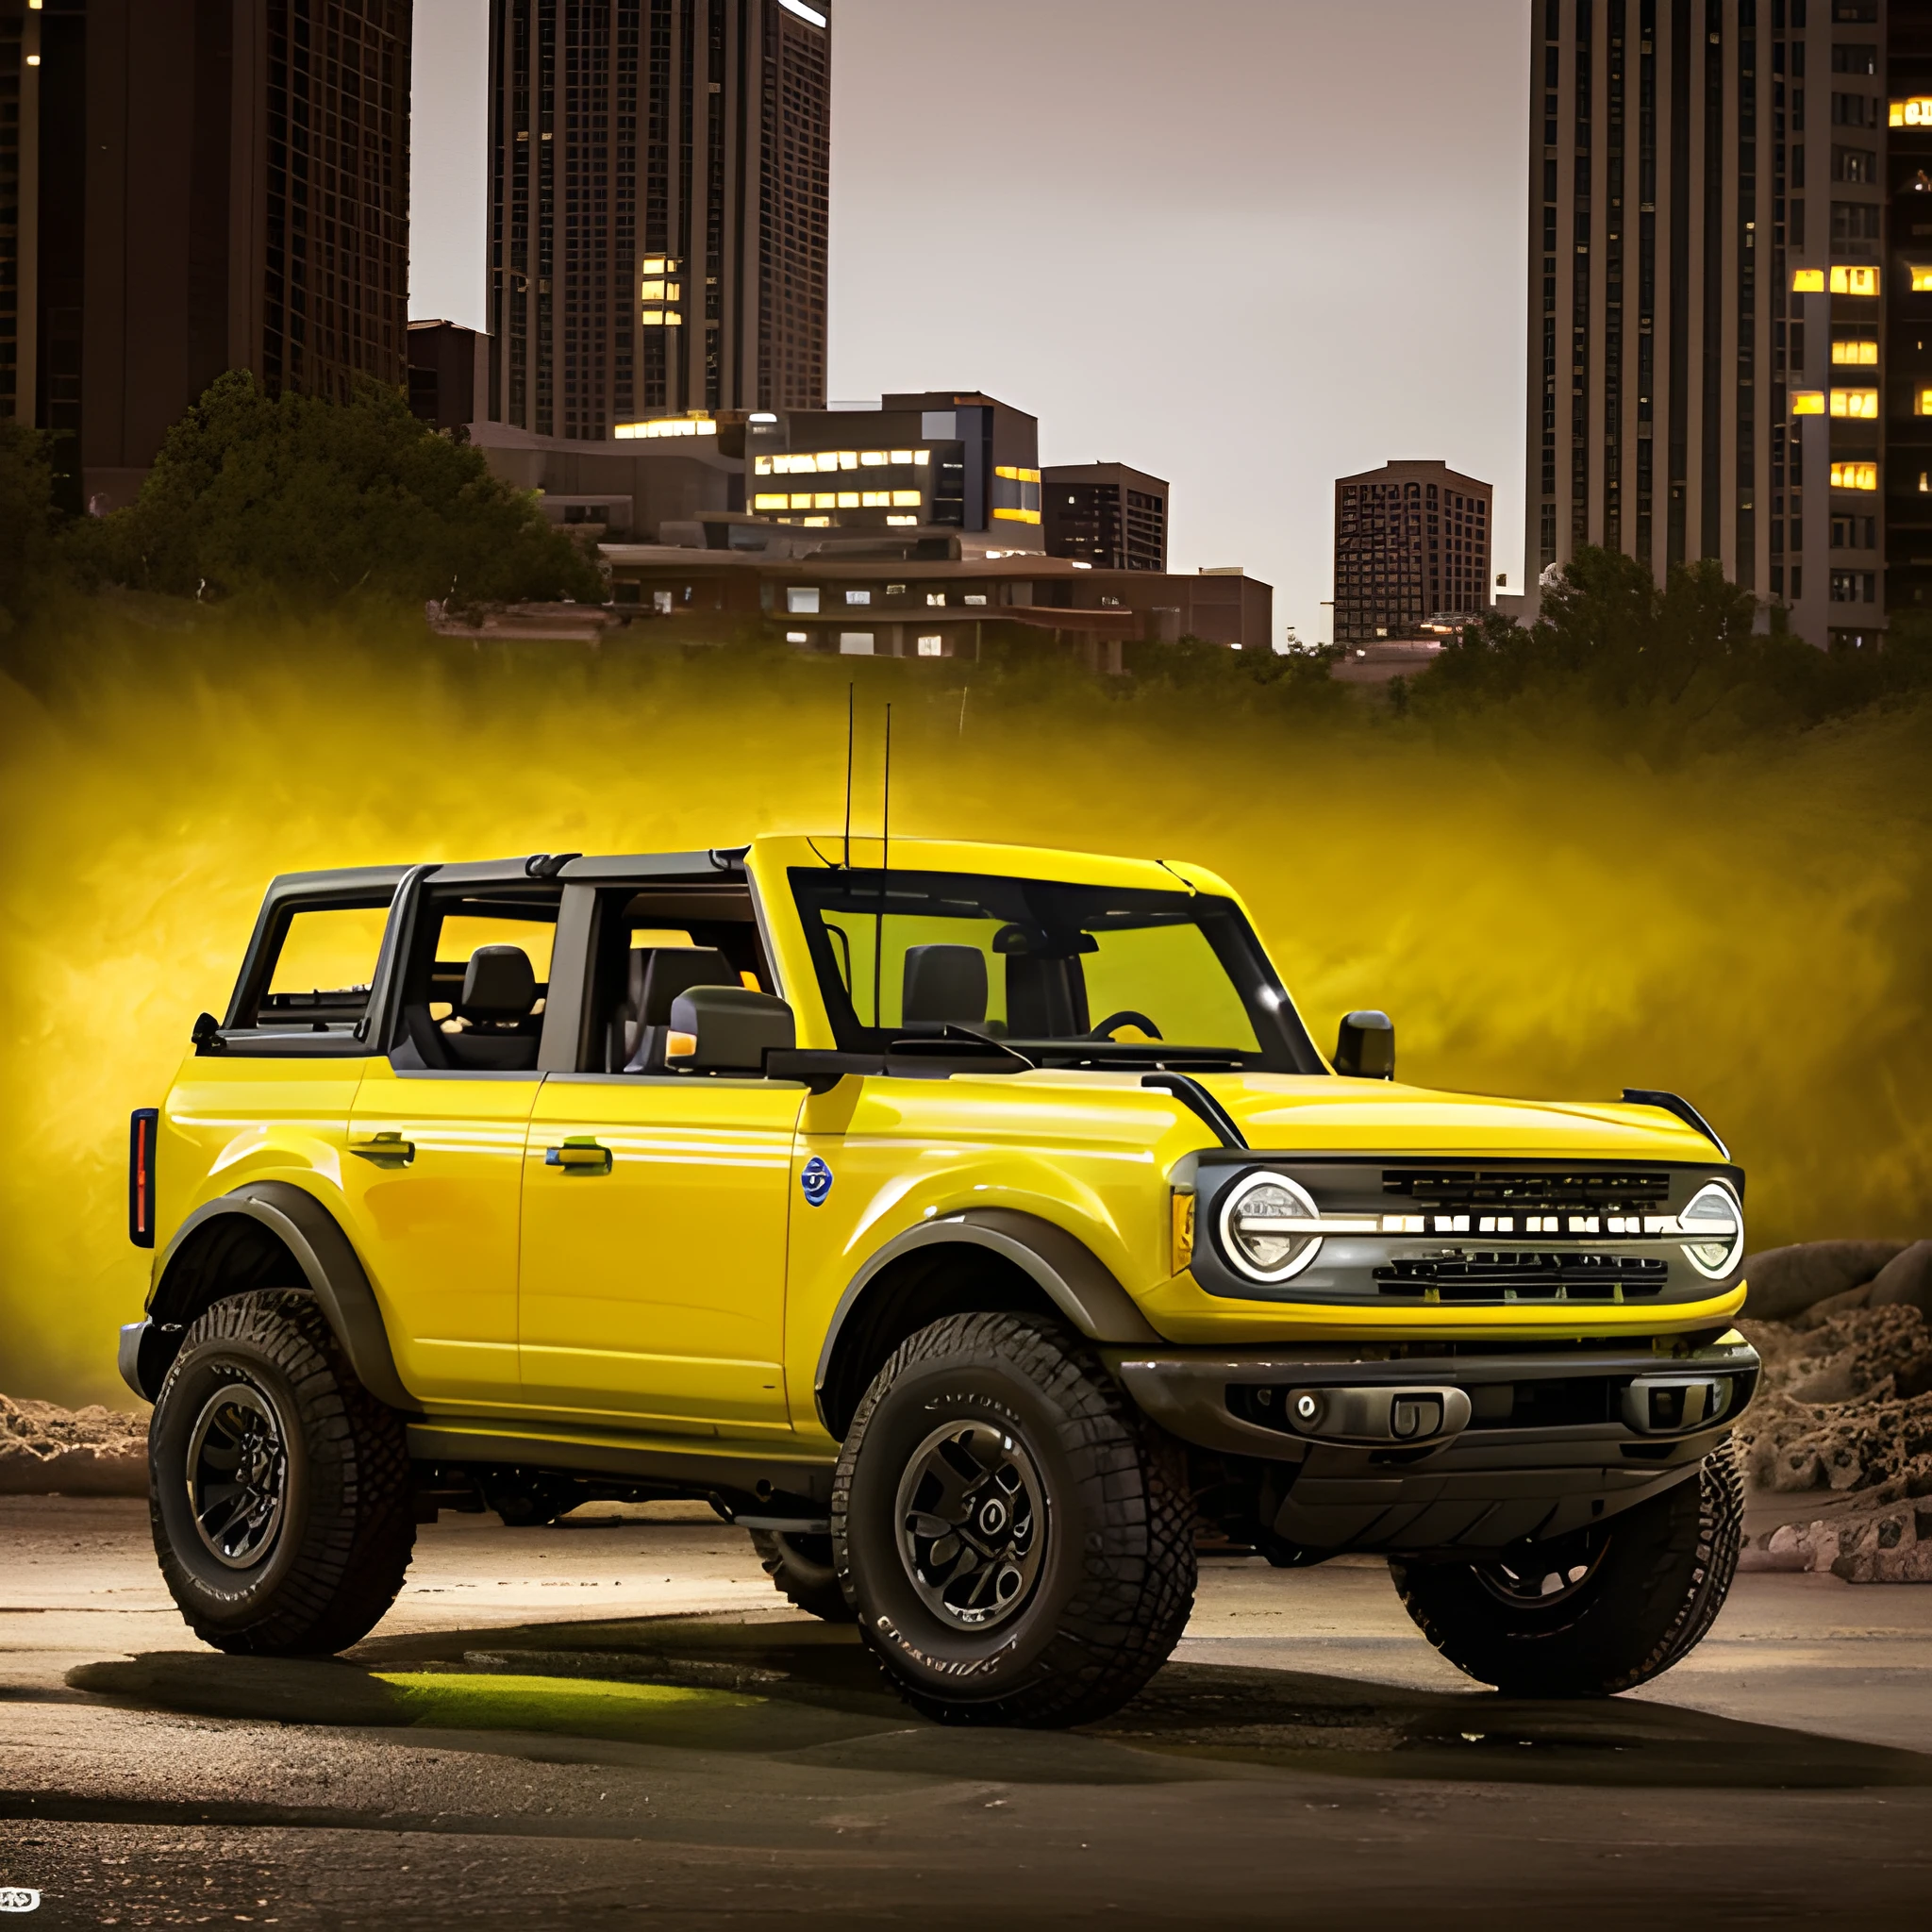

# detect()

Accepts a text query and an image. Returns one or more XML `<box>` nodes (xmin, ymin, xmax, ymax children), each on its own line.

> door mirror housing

<box><xmin>666</xmin><ymin>986</ymin><xmax>796</xmax><ymax>1073</ymax></box>
<box><xmin>1334</xmin><ymin>1009</ymin><xmax>1395</xmax><ymax>1080</ymax></box>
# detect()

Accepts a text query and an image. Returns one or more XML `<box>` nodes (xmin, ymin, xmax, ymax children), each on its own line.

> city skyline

<box><xmin>411</xmin><ymin>0</ymin><xmax>1535</xmax><ymax>648</ymax></box>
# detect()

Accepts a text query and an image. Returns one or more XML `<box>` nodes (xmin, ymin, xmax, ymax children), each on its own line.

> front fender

<box><xmin>142</xmin><ymin>1180</ymin><xmax>415</xmax><ymax>1412</ymax></box>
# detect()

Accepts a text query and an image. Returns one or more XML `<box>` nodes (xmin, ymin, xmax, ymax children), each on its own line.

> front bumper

<box><xmin>1106</xmin><ymin>1331</ymin><xmax>1759</xmax><ymax>1556</ymax></box>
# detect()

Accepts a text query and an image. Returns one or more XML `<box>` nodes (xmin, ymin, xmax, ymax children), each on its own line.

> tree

<box><xmin>73</xmin><ymin>372</ymin><xmax>604</xmax><ymax>609</ymax></box>
<box><xmin>0</xmin><ymin>420</ymin><xmax>63</xmax><ymax>630</ymax></box>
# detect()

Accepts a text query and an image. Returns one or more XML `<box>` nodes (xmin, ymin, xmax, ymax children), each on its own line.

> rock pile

<box><xmin>1736</xmin><ymin>1239</ymin><xmax>1932</xmax><ymax>1582</ymax></box>
<box><xmin>0</xmin><ymin>1393</ymin><xmax>149</xmax><ymax>1496</ymax></box>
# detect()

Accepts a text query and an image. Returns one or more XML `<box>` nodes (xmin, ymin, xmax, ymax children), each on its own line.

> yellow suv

<box><xmin>123</xmin><ymin>836</ymin><xmax>1757</xmax><ymax>1725</ymax></box>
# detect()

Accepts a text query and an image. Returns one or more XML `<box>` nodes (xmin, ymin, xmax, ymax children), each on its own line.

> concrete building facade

<box><xmin>1042</xmin><ymin>462</ymin><xmax>1169</xmax><ymax>571</ymax></box>
<box><xmin>1524</xmin><ymin>0</ymin><xmax>1932</xmax><ymax>650</ymax></box>
<box><xmin>486</xmin><ymin>0</ymin><xmax>830</xmax><ymax>441</ymax></box>
<box><xmin>2</xmin><ymin>0</ymin><xmax>411</xmax><ymax>512</ymax></box>
<box><xmin>1333</xmin><ymin>458</ymin><xmax>1492</xmax><ymax>642</ymax></box>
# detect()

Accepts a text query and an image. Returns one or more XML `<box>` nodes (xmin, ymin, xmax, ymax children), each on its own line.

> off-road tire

<box><xmin>750</xmin><ymin>1528</ymin><xmax>855</xmax><ymax>1622</ymax></box>
<box><xmin>148</xmin><ymin>1290</ymin><xmax>416</xmax><ymax>1655</ymax></box>
<box><xmin>832</xmin><ymin>1311</ymin><xmax>1196</xmax><ymax>1727</ymax></box>
<box><xmin>1389</xmin><ymin>1439</ymin><xmax>1744</xmax><ymax>1697</ymax></box>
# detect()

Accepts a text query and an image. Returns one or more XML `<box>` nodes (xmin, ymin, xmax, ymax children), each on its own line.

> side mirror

<box><xmin>1334</xmin><ymin>1009</ymin><xmax>1395</xmax><ymax>1080</ymax></box>
<box><xmin>666</xmin><ymin>986</ymin><xmax>796</xmax><ymax>1072</ymax></box>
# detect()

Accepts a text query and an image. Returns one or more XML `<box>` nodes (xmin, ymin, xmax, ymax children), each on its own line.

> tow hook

<box><xmin>1279</xmin><ymin>1385</ymin><xmax>1473</xmax><ymax>1445</ymax></box>
<box><xmin>1620</xmin><ymin>1374</ymin><xmax>1735</xmax><ymax>1435</ymax></box>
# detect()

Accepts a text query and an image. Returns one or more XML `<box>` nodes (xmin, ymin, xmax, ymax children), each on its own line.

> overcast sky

<box><xmin>410</xmin><ymin>0</ymin><xmax>1532</xmax><ymax>646</ymax></box>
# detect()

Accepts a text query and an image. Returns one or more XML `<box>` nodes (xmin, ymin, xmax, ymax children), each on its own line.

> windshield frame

<box><xmin>787</xmin><ymin>865</ymin><xmax>1326</xmax><ymax>1074</ymax></box>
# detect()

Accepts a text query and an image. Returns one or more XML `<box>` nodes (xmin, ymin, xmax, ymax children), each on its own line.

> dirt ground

<box><xmin>2</xmin><ymin>1496</ymin><xmax>1930</xmax><ymax>1929</ymax></box>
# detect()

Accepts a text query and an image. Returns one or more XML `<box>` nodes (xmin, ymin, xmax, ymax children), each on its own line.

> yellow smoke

<box><xmin>4</xmin><ymin>609</ymin><xmax>1928</xmax><ymax>1405</ymax></box>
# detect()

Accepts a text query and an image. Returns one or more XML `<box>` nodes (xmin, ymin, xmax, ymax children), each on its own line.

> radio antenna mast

<box><xmin>873</xmin><ymin>703</ymin><xmax>891</xmax><ymax>1029</ymax></box>
<box><xmin>841</xmin><ymin>682</ymin><xmax>855</xmax><ymax>870</ymax></box>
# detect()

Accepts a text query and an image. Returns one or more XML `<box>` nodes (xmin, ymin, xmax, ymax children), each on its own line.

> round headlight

<box><xmin>1219</xmin><ymin>1172</ymin><xmax>1324</xmax><ymax>1284</ymax></box>
<box><xmin>1679</xmin><ymin>1180</ymin><xmax>1744</xmax><ymax>1279</ymax></box>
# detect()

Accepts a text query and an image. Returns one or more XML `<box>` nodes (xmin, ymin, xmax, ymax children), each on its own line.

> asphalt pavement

<box><xmin>3</xmin><ymin>1495</ymin><xmax>1930</xmax><ymax>1928</ymax></box>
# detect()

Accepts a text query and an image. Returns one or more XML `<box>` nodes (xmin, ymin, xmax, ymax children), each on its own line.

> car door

<box><xmin>337</xmin><ymin>871</ymin><xmax>565</xmax><ymax>1407</ymax></box>
<box><xmin>516</xmin><ymin>1072</ymin><xmax>806</xmax><ymax>1433</ymax></box>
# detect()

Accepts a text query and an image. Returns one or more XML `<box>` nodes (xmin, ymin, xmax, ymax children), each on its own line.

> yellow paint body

<box><xmin>153</xmin><ymin>835</ymin><xmax>1744</xmax><ymax>1454</ymax></box>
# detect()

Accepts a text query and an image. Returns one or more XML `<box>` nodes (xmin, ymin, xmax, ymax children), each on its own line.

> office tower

<box><xmin>1333</xmin><ymin>459</ymin><xmax>1492</xmax><ymax>643</ymax></box>
<box><xmin>744</xmin><ymin>391</ymin><xmax>1042</xmax><ymax>547</ymax></box>
<box><xmin>1524</xmin><ymin>0</ymin><xmax>1932</xmax><ymax>649</ymax></box>
<box><xmin>2</xmin><ymin>0</ymin><xmax>411</xmax><ymax>512</ymax></box>
<box><xmin>1042</xmin><ymin>463</ymin><xmax>1169</xmax><ymax>571</ymax></box>
<box><xmin>487</xmin><ymin>0</ymin><xmax>830</xmax><ymax>441</ymax></box>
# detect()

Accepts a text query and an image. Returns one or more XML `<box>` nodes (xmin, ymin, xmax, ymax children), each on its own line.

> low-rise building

<box><xmin>1043</xmin><ymin>463</ymin><xmax>1169</xmax><ymax>571</ymax></box>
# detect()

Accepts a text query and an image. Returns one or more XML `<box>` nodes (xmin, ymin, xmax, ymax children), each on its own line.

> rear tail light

<box><xmin>128</xmin><ymin>1108</ymin><xmax>158</xmax><ymax>1248</ymax></box>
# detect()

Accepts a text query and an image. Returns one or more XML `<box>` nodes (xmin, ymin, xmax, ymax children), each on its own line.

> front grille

<box><xmin>1374</xmin><ymin>1251</ymin><xmax>1669</xmax><ymax>1304</ymax></box>
<box><xmin>1382</xmin><ymin>1168</ymin><xmax>1673</xmax><ymax>1214</ymax></box>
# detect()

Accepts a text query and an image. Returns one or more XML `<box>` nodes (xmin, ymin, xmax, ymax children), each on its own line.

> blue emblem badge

<box><xmin>800</xmin><ymin>1156</ymin><xmax>834</xmax><ymax>1207</ymax></box>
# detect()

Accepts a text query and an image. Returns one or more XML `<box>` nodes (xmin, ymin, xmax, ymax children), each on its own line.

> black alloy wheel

<box><xmin>834</xmin><ymin>1310</ymin><xmax>1196</xmax><ymax>1727</ymax></box>
<box><xmin>183</xmin><ymin>1382</ymin><xmax>290</xmax><ymax>1568</ymax></box>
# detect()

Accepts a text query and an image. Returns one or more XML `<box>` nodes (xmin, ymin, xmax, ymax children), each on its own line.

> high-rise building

<box><xmin>486</xmin><ymin>0</ymin><xmax>830</xmax><ymax>442</ymax></box>
<box><xmin>2</xmin><ymin>0</ymin><xmax>411</xmax><ymax>512</ymax></box>
<box><xmin>1042</xmin><ymin>463</ymin><xmax>1169</xmax><ymax>571</ymax></box>
<box><xmin>1333</xmin><ymin>459</ymin><xmax>1492</xmax><ymax>643</ymax></box>
<box><xmin>1524</xmin><ymin>0</ymin><xmax>1932</xmax><ymax>650</ymax></box>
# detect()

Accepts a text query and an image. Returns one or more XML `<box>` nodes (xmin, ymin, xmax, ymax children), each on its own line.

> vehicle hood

<box><xmin>1187</xmin><ymin>1074</ymin><xmax>1729</xmax><ymax>1165</ymax></box>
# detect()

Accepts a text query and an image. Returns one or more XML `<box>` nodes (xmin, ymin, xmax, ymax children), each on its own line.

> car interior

<box><xmin>391</xmin><ymin>889</ymin><xmax>562</xmax><ymax>1073</ymax></box>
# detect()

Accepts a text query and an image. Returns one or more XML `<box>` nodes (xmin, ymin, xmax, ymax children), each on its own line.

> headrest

<box><xmin>902</xmin><ymin>943</ymin><xmax>988</xmax><ymax>1027</ymax></box>
<box><xmin>460</xmin><ymin>944</ymin><xmax>537</xmax><ymax>1019</ymax></box>
<box><xmin>639</xmin><ymin>946</ymin><xmax>738</xmax><ymax>1024</ymax></box>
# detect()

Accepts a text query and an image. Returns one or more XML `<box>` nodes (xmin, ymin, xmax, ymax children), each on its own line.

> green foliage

<box><xmin>68</xmin><ymin>372</ymin><xmax>604</xmax><ymax>610</ymax></box>
<box><xmin>0</xmin><ymin>420</ymin><xmax>64</xmax><ymax>630</ymax></box>
<box><xmin>1414</xmin><ymin>545</ymin><xmax>1932</xmax><ymax>732</ymax></box>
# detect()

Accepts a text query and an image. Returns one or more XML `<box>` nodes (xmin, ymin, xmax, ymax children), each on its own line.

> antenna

<box><xmin>841</xmin><ymin>682</ymin><xmax>855</xmax><ymax>870</ymax></box>
<box><xmin>873</xmin><ymin>703</ymin><xmax>891</xmax><ymax>1030</ymax></box>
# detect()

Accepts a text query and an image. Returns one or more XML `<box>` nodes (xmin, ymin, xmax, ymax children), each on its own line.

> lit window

<box><xmin>1791</xmin><ymin>391</ymin><xmax>1826</xmax><ymax>414</ymax></box>
<box><xmin>785</xmin><ymin>630</ymin><xmax>808</xmax><ymax>643</ymax></box>
<box><xmin>917</xmin><ymin>635</ymin><xmax>943</xmax><ymax>657</ymax></box>
<box><xmin>1831</xmin><ymin>340</ymin><xmax>1880</xmax><ymax>365</ymax></box>
<box><xmin>845</xmin><ymin>590</ymin><xmax>871</xmax><ymax>606</ymax></box>
<box><xmin>640</xmin><ymin>279</ymin><xmax>667</xmax><ymax>300</ymax></box>
<box><xmin>1830</xmin><ymin>265</ymin><xmax>1880</xmax><ymax>295</ymax></box>
<box><xmin>1913</xmin><ymin>265</ymin><xmax>1932</xmax><ymax>291</ymax></box>
<box><xmin>813</xmin><ymin>492</ymin><xmax>837</xmax><ymax>509</ymax></box>
<box><xmin>786</xmin><ymin>587</ymin><xmax>820</xmax><ymax>614</ymax></box>
<box><xmin>1830</xmin><ymin>388</ymin><xmax>1880</xmax><ymax>418</ymax></box>
<box><xmin>1891</xmin><ymin>97</ymin><xmax>1932</xmax><ymax>126</ymax></box>
<box><xmin>859</xmin><ymin>450</ymin><xmax>888</xmax><ymax>467</ymax></box>
<box><xmin>837</xmin><ymin>491</ymin><xmax>859</xmax><ymax>508</ymax></box>
<box><xmin>614</xmin><ymin>415</ymin><xmax>714</xmax><ymax>439</ymax></box>
<box><xmin>891</xmin><ymin>490</ymin><xmax>921</xmax><ymax>508</ymax></box>
<box><xmin>890</xmin><ymin>450</ymin><xmax>915</xmax><ymax>464</ymax></box>
<box><xmin>837</xmin><ymin>451</ymin><xmax>859</xmax><ymax>470</ymax></box>
<box><xmin>754</xmin><ymin>457</ymin><xmax>774</xmax><ymax>475</ymax></box>
<box><xmin>1830</xmin><ymin>460</ymin><xmax>1879</xmax><ymax>491</ymax></box>
<box><xmin>641</xmin><ymin>257</ymin><xmax>675</xmax><ymax>275</ymax></box>
<box><xmin>804</xmin><ymin>516</ymin><xmax>831</xmax><ymax>527</ymax></box>
<box><xmin>912</xmin><ymin>450</ymin><xmax>929</xmax><ymax>466</ymax></box>
<box><xmin>964</xmin><ymin>594</ymin><xmax>988</xmax><ymax>607</ymax></box>
<box><xmin>838</xmin><ymin>632</ymin><xmax>874</xmax><ymax>656</ymax></box>
<box><xmin>1792</xmin><ymin>268</ymin><xmax>1826</xmax><ymax>291</ymax></box>
<box><xmin>886</xmin><ymin>515</ymin><xmax>917</xmax><ymax>525</ymax></box>
<box><xmin>1918</xmin><ymin>391</ymin><xmax>1932</xmax><ymax>416</ymax></box>
<box><xmin>753</xmin><ymin>492</ymin><xmax>790</xmax><ymax>510</ymax></box>
<box><xmin>790</xmin><ymin>492</ymin><xmax>813</xmax><ymax>509</ymax></box>
<box><xmin>926</xmin><ymin>591</ymin><xmax>946</xmax><ymax>607</ymax></box>
<box><xmin>992</xmin><ymin>507</ymin><xmax>1041</xmax><ymax>524</ymax></box>
<box><xmin>860</xmin><ymin>491</ymin><xmax>891</xmax><ymax>508</ymax></box>
<box><xmin>993</xmin><ymin>465</ymin><xmax>1042</xmax><ymax>483</ymax></box>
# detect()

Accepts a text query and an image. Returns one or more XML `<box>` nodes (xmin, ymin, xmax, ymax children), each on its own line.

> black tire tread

<box><xmin>749</xmin><ymin>1528</ymin><xmax>856</xmax><ymax>1623</ymax></box>
<box><xmin>834</xmin><ymin>1309</ymin><xmax>1196</xmax><ymax>1727</ymax></box>
<box><xmin>150</xmin><ymin>1290</ymin><xmax>416</xmax><ymax>1656</ymax></box>
<box><xmin>1391</xmin><ymin>1439</ymin><xmax>1744</xmax><ymax>1697</ymax></box>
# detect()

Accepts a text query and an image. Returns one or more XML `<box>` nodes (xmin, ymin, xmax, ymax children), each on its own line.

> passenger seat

<box><xmin>442</xmin><ymin>944</ymin><xmax>542</xmax><ymax>1071</ymax></box>
<box><xmin>608</xmin><ymin>946</ymin><xmax>740</xmax><ymax>1072</ymax></box>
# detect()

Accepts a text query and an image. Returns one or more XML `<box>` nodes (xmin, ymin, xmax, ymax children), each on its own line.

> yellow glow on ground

<box><xmin>375</xmin><ymin>1671</ymin><xmax>756</xmax><ymax>1735</ymax></box>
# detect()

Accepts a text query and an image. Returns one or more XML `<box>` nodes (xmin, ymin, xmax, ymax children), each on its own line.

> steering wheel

<box><xmin>1088</xmin><ymin>1009</ymin><xmax>1164</xmax><ymax>1041</ymax></box>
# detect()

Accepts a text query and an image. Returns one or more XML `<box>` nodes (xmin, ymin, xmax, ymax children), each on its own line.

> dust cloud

<box><xmin>4</xmin><ymin>613</ymin><xmax>1927</xmax><ymax>1404</ymax></box>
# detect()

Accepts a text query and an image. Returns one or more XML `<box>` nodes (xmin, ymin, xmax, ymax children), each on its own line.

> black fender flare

<box><xmin>146</xmin><ymin>1180</ymin><xmax>416</xmax><ymax>1413</ymax></box>
<box><xmin>812</xmin><ymin>1207</ymin><xmax>1162</xmax><ymax>1431</ymax></box>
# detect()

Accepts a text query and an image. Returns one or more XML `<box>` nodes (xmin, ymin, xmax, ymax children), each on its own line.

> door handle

<box><xmin>349</xmin><ymin>1132</ymin><xmax>415</xmax><ymax>1168</ymax></box>
<box><xmin>545</xmin><ymin>1137</ymin><xmax>613</xmax><ymax>1176</ymax></box>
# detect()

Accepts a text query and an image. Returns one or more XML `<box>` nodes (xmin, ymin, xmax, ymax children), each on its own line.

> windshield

<box><xmin>789</xmin><ymin>867</ymin><xmax>1321</xmax><ymax>1072</ymax></box>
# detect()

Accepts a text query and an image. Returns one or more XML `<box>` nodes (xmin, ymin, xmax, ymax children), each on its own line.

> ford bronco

<box><xmin>122</xmin><ymin>836</ymin><xmax>1756</xmax><ymax>1725</ymax></box>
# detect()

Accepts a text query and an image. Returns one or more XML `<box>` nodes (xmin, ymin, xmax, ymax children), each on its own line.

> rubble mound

<box><xmin>0</xmin><ymin>1394</ymin><xmax>149</xmax><ymax>1496</ymax></box>
<box><xmin>1737</xmin><ymin>1253</ymin><xmax>1932</xmax><ymax>1582</ymax></box>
